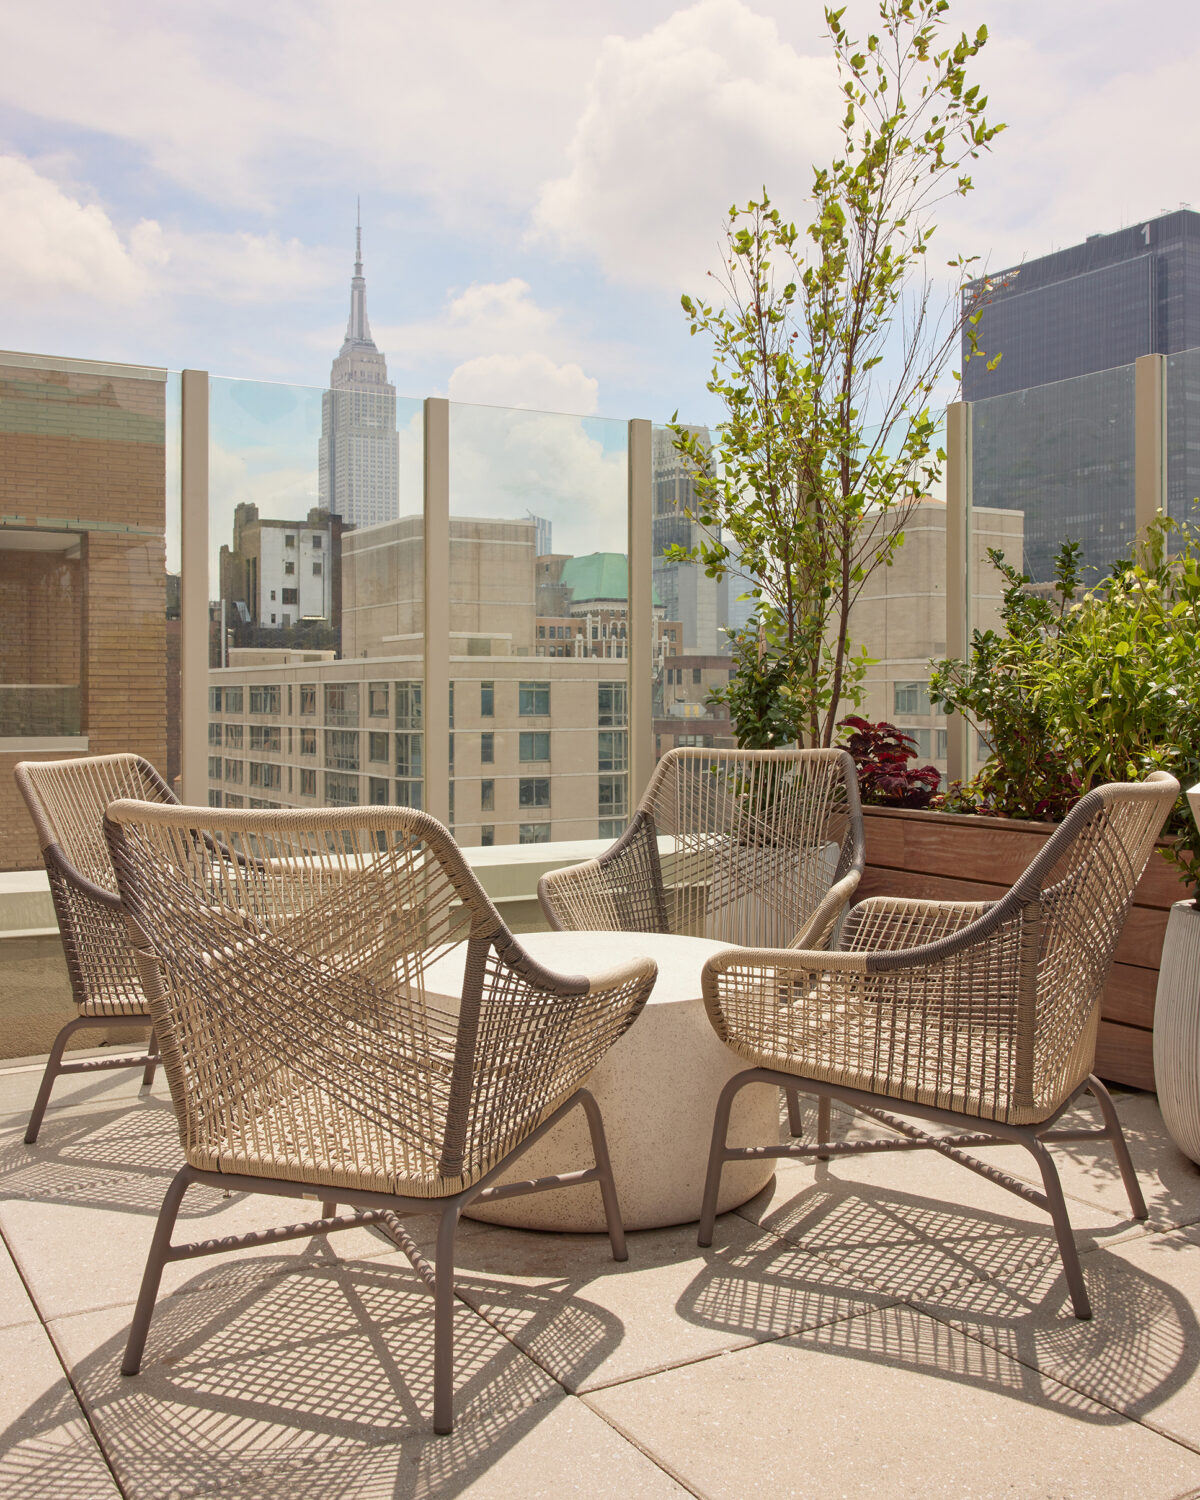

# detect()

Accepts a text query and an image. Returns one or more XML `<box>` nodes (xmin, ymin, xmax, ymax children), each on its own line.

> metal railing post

<box><xmin>628</xmin><ymin>419</ymin><xmax>653</xmax><ymax>803</ymax></box>
<box><xmin>1134</xmin><ymin>353</ymin><xmax>1167</xmax><ymax>546</ymax></box>
<box><xmin>423</xmin><ymin>397</ymin><xmax>451</xmax><ymax>826</ymax></box>
<box><xmin>944</xmin><ymin>400</ymin><xmax>971</xmax><ymax>786</ymax></box>
<box><xmin>179</xmin><ymin>369</ymin><xmax>209</xmax><ymax>804</ymax></box>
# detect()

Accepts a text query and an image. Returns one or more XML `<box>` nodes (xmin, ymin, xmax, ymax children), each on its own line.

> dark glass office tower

<box><xmin>963</xmin><ymin>209</ymin><xmax>1200</xmax><ymax>581</ymax></box>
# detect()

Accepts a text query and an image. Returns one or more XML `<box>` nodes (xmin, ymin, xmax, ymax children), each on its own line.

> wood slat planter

<box><xmin>859</xmin><ymin>805</ymin><xmax>1188</xmax><ymax>1092</ymax></box>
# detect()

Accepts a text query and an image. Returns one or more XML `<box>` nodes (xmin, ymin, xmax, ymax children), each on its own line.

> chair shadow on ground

<box><xmin>677</xmin><ymin>1162</ymin><xmax>1200</xmax><ymax>1426</ymax></box>
<box><xmin>0</xmin><ymin>1235</ymin><xmax>627</xmax><ymax>1500</ymax></box>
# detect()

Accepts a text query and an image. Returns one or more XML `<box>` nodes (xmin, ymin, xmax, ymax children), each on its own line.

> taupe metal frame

<box><xmin>699</xmin><ymin>1068</ymin><xmax>1144</xmax><ymax>1319</ymax></box>
<box><xmin>127</xmin><ymin>1087</ymin><xmax>624</xmax><ymax>1437</ymax></box>
<box><xmin>15</xmin><ymin>753</ymin><xmax>176</xmax><ymax>1142</ymax></box>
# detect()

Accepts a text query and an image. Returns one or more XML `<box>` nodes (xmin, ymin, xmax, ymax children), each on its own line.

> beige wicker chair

<box><xmin>539</xmin><ymin>747</ymin><xmax>864</xmax><ymax>949</ymax></box>
<box><xmin>103</xmin><ymin>801</ymin><xmax>655</xmax><ymax>1436</ymax></box>
<box><xmin>539</xmin><ymin>746</ymin><xmax>865</xmax><ymax>1138</ymax></box>
<box><xmin>14</xmin><ymin>754</ymin><xmax>177</xmax><ymax>1143</ymax></box>
<box><xmin>697</xmin><ymin>772</ymin><xmax>1179</xmax><ymax>1319</ymax></box>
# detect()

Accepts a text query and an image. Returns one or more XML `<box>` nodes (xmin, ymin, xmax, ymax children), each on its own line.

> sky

<box><xmin>2</xmin><ymin>0</ymin><xmax>1198</xmax><ymax>433</ymax></box>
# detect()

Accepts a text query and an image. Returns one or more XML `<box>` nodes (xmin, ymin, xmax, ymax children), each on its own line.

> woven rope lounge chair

<box><xmin>697</xmin><ymin>772</ymin><xmax>1179</xmax><ymax>1319</ymax></box>
<box><xmin>539</xmin><ymin>746</ymin><xmax>865</xmax><ymax>1139</ymax></box>
<box><xmin>14</xmin><ymin>754</ymin><xmax>177</xmax><ymax>1143</ymax></box>
<box><xmin>104</xmin><ymin>801</ymin><xmax>655</xmax><ymax>1435</ymax></box>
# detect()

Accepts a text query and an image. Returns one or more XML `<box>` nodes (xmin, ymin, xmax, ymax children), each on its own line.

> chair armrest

<box><xmin>537</xmin><ymin>809</ymin><xmax>668</xmax><ymax>933</ymax></box>
<box><xmin>788</xmin><ymin>870</ymin><xmax>863</xmax><ymax>951</ymax></box>
<box><xmin>45</xmin><ymin>843</ymin><xmax>122</xmax><ymax>912</ymax></box>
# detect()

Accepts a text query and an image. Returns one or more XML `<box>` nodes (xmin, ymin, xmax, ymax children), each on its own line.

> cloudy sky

<box><xmin>1</xmin><ymin>0</ymin><xmax>1195</xmax><ymax>428</ymax></box>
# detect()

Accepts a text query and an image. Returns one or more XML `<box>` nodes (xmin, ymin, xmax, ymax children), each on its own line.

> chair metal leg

<box><xmin>24</xmin><ymin>1018</ymin><xmax>81</xmax><ymax>1144</ymax></box>
<box><xmin>817</xmin><ymin>1094</ymin><xmax>832</xmax><ymax>1161</ymax></box>
<box><xmin>576</xmin><ymin>1088</ymin><xmax>627</xmax><ymax>1262</ymax></box>
<box><xmin>123</xmin><ymin>1166</ymin><xmax>193</xmax><ymax>1374</ymax></box>
<box><xmin>698</xmin><ymin>1071</ymin><xmax>745</xmax><ymax>1248</ymax></box>
<box><xmin>321</xmin><ymin>1200</ymin><xmax>337</xmax><ymax>1219</ymax></box>
<box><xmin>785</xmin><ymin>1086</ymin><xmax>805</xmax><ymax>1138</ymax></box>
<box><xmin>141</xmin><ymin>1029</ymin><xmax>160</xmax><ymax>1089</ymax></box>
<box><xmin>1026</xmin><ymin>1138</ymin><xmax>1091</xmax><ymax>1319</ymax></box>
<box><xmin>1086</xmin><ymin>1074</ymin><xmax>1148</xmax><ymax>1220</ymax></box>
<box><xmin>432</xmin><ymin>1205</ymin><xmax>460</xmax><ymax>1436</ymax></box>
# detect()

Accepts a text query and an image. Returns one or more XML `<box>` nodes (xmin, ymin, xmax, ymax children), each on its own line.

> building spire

<box><xmin>345</xmin><ymin>201</ymin><xmax>372</xmax><ymax>346</ymax></box>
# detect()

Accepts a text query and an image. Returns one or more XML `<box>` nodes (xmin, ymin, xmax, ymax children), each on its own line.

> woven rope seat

<box><xmin>104</xmin><ymin>801</ymin><xmax>655</xmax><ymax>1433</ymax></box>
<box><xmin>698</xmin><ymin>772</ymin><xmax>1180</xmax><ymax>1321</ymax></box>
<box><xmin>14</xmin><ymin>753</ymin><xmax>177</xmax><ymax>1141</ymax></box>
<box><xmin>539</xmin><ymin>746</ymin><xmax>865</xmax><ymax>950</ymax></box>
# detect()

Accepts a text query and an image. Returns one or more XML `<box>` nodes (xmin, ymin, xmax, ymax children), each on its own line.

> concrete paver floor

<box><xmin>3</xmin><ymin>1059</ymin><xmax>1200</xmax><ymax>1499</ymax></box>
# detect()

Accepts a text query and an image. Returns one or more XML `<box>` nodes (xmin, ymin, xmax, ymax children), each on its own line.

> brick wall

<box><xmin>1</xmin><ymin>362</ymin><xmax>168</xmax><ymax>869</ymax></box>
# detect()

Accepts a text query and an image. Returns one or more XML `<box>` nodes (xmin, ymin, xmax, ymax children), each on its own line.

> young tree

<box><xmin>671</xmin><ymin>0</ymin><xmax>1003</xmax><ymax>747</ymax></box>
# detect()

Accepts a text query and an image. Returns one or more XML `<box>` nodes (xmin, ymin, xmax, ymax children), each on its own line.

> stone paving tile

<box><xmin>0</xmin><ymin>1229</ymin><xmax>38</xmax><ymax>1331</ymax></box>
<box><xmin>47</xmin><ymin>1257</ymin><xmax>685</xmax><ymax>1500</ymax></box>
<box><xmin>586</xmin><ymin>1303</ymin><xmax>1200</xmax><ymax>1500</ymax></box>
<box><xmin>0</xmin><ymin>1056</ymin><xmax>161</xmax><ymax>1133</ymax></box>
<box><xmin>0</xmin><ymin>1321</ymin><xmax>122</xmax><ymax>1500</ymax></box>
<box><xmin>438</xmin><ymin>1210</ymin><xmax>894</xmax><ymax>1394</ymax></box>
<box><xmin>913</xmin><ymin>1220</ymin><xmax>1200</xmax><ymax>1455</ymax></box>
<box><xmin>731</xmin><ymin>1138</ymin><xmax>1134</xmax><ymax>1305</ymax></box>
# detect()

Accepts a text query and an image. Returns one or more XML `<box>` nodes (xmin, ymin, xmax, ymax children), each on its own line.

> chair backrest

<box><xmin>1011</xmin><ymin>771</ymin><xmax>1179</xmax><ymax>1106</ymax></box>
<box><xmin>15</xmin><ymin>754</ymin><xmax>177</xmax><ymax>893</ymax></box>
<box><xmin>14</xmin><ymin>754</ymin><xmax>178</xmax><ymax>1013</ymax></box>
<box><xmin>642</xmin><ymin>747</ymin><xmax>864</xmax><ymax>947</ymax></box>
<box><xmin>103</xmin><ymin>802</ymin><xmax>611</xmax><ymax>1193</ymax></box>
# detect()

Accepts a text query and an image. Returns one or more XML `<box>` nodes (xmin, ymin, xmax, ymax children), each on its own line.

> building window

<box><xmin>224</xmin><ymin>759</ymin><xmax>244</xmax><ymax>784</ymax></box>
<box><xmin>299</xmin><ymin>684</ymin><xmax>317</xmax><ymax>715</ymax></box>
<box><xmin>209</xmin><ymin>688</ymin><xmax>221</xmax><ymax>713</ymax></box>
<box><xmin>311</xmin><ymin>534</ymin><xmax>322</xmax><ymax>550</ymax></box>
<box><xmin>480</xmin><ymin>732</ymin><xmax>494</xmax><ymax>764</ymax></box>
<box><xmin>207</xmin><ymin>755</ymin><xmax>221</xmax><ymax>779</ymax></box>
<box><xmin>395</xmin><ymin>779</ymin><xmax>423</xmax><ymax>810</ymax></box>
<box><xmin>448</xmin><ymin>732</ymin><xmax>454</xmax><ymax>766</ymax></box>
<box><xmin>519</xmin><ymin>777</ymin><xmax>550</xmax><ymax>809</ymax></box>
<box><xmin>480</xmin><ymin>825</ymin><xmax>495</xmax><ymax>847</ymax></box>
<box><xmin>519</xmin><ymin>823</ymin><xmax>551</xmax><ymax>844</ymax></box>
<box><xmin>300</xmin><ymin>768</ymin><xmax>316</xmax><ymax>796</ymax></box>
<box><xmin>249</xmin><ymin>724</ymin><xmax>280</xmax><ymax>753</ymax></box>
<box><xmin>285</xmin><ymin>534</ymin><xmax>295</xmax><ymax>548</ymax></box>
<box><xmin>224</xmin><ymin>723</ymin><xmax>243</xmax><ymax>749</ymax></box>
<box><xmin>599</xmin><ymin>818</ymin><xmax>625</xmax><ymax>839</ymax></box>
<box><xmin>225</xmin><ymin>794</ymin><xmax>244</xmax><ymax>808</ymax></box>
<box><xmin>368</xmin><ymin>682</ymin><xmax>389</xmax><ymax>718</ymax></box>
<box><xmin>396</xmin><ymin>733</ymin><xmax>423</xmax><ymax>778</ymax></box>
<box><xmin>312</xmin><ymin>561</ymin><xmax>323</xmax><ymax>577</ymax></box>
<box><xmin>368</xmin><ymin>731</ymin><xmax>389</xmax><ymax>763</ymax></box>
<box><xmin>208</xmin><ymin>722</ymin><xmax>222</xmax><ymax>747</ymax></box>
<box><xmin>448</xmin><ymin>682</ymin><xmax>454</xmax><ymax>728</ymax></box>
<box><xmin>519</xmin><ymin>731</ymin><xmax>550</xmax><ymax>762</ymax></box>
<box><xmin>224</xmin><ymin>686</ymin><xmax>244</xmax><ymax>714</ymax></box>
<box><xmin>448</xmin><ymin>781</ymin><xmax>455</xmax><ymax>819</ymax></box>
<box><xmin>324</xmin><ymin>682</ymin><xmax>359</xmax><ymax>726</ymax></box>
<box><xmin>249</xmin><ymin>685</ymin><xmax>280</xmax><ymax>715</ymax></box>
<box><xmin>936</xmin><ymin>728</ymin><xmax>948</xmax><ymax>759</ymax></box>
<box><xmin>282</xmin><ymin>588</ymin><xmax>298</xmax><ymax>604</ymax></box>
<box><xmin>325</xmin><ymin>729</ymin><xmax>360</xmax><ymax>771</ymax></box>
<box><xmin>598</xmin><ymin>681</ymin><xmax>627</xmax><ymax>726</ymax></box>
<box><xmin>894</xmin><ymin>681</ymin><xmax>932</xmax><ymax>716</ymax></box>
<box><xmin>300</xmin><ymin>728</ymin><xmax>316</xmax><ymax>756</ymax></box>
<box><xmin>249</xmin><ymin>761</ymin><xmax>281</xmax><ymax>789</ymax></box>
<box><xmin>692</xmin><ymin>667</ymin><xmax>702</xmax><ymax>685</ymax></box>
<box><xmin>324</xmin><ymin>771</ymin><xmax>358</xmax><ymax>805</ymax></box>
<box><xmin>480</xmin><ymin>681</ymin><xmax>494</xmax><ymax>717</ymax></box>
<box><xmin>395</xmin><ymin>681</ymin><xmax>423</xmax><ymax>729</ymax></box>
<box><xmin>480</xmin><ymin>778</ymin><xmax>494</xmax><ymax>812</ymax></box>
<box><xmin>519</xmin><ymin>681</ymin><xmax>550</xmax><ymax>716</ymax></box>
<box><xmin>368</xmin><ymin>776</ymin><xmax>389</xmax><ymax>805</ymax></box>
<box><xmin>208</xmin><ymin>790</ymin><xmax>222</xmax><ymax>808</ymax></box>
<box><xmin>598</xmin><ymin>730</ymin><xmax>628</xmax><ymax>772</ymax></box>
<box><xmin>599</xmin><ymin>774</ymin><xmax>628</xmax><ymax>819</ymax></box>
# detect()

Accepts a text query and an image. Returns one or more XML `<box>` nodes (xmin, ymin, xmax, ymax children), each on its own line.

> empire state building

<box><xmin>318</xmin><ymin>216</ymin><xmax>400</xmax><ymax>527</ymax></box>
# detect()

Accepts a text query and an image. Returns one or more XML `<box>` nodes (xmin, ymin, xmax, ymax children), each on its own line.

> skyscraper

<box><xmin>318</xmin><ymin>212</ymin><xmax>400</xmax><ymax>528</ymax></box>
<box><xmin>963</xmin><ymin>209</ymin><xmax>1200</xmax><ymax>580</ymax></box>
<box><xmin>651</xmin><ymin>425</ymin><xmax>728</xmax><ymax>654</ymax></box>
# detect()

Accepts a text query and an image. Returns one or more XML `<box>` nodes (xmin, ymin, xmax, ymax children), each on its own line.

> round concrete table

<box><xmin>428</xmin><ymin>930</ymin><xmax>780</xmax><ymax>1232</ymax></box>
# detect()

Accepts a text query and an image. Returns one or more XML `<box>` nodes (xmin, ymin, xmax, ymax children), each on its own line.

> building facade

<box><xmin>317</xmin><ymin>217</ymin><xmax>400</xmax><ymax>528</ymax></box>
<box><xmin>963</xmin><ymin>209</ymin><xmax>1200</xmax><ymax>580</ymax></box>
<box><xmin>218</xmin><ymin>502</ymin><xmax>338</xmax><ymax>638</ymax></box>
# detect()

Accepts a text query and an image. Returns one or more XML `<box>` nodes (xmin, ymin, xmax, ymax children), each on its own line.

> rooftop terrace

<box><xmin>4</xmin><ymin>1059</ymin><xmax>1200</xmax><ymax>1497</ymax></box>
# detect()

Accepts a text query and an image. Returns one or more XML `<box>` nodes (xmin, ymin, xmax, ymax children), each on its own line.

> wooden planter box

<box><xmin>859</xmin><ymin>805</ymin><xmax>1186</xmax><ymax>1092</ymax></box>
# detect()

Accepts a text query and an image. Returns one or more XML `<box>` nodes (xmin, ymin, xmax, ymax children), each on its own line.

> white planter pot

<box><xmin>1153</xmin><ymin>899</ymin><xmax>1200</xmax><ymax>1164</ymax></box>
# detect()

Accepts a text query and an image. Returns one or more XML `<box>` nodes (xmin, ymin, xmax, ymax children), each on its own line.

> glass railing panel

<box><xmin>206</xmin><ymin>374</ymin><xmax>424</xmax><ymax>812</ymax></box>
<box><xmin>0</xmin><ymin>351</ymin><xmax>170</xmax><ymax>870</ymax></box>
<box><xmin>447</xmin><ymin>401</ymin><xmax>629</xmax><ymax>846</ymax></box>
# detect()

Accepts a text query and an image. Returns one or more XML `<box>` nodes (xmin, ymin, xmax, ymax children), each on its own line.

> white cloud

<box><xmin>447</xmin><ymin>353</ymin><xmax>598</xmax><ymax>415</ymax></box>
<box><xmin>132</xmin><ymin>222</ymin><xmax>335</xmax><ymax>302</ymax></box>
<box><xmin>372</xmin><ymin>279</ymin><xmax>565</xmax><ymax>370</ymax></box>
<box><xmin>532</xmin><ymin>0</ymin><xmax>842</xmax><ymax>288</ymax></box>
<box><xmin>0</xmin><ymin>154</ymin><xmax>148</xmax><ymax>302</ymax></box>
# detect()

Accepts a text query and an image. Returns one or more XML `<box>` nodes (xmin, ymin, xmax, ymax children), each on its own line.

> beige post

<box><xmin>1134</xmin><ymin>353</ymin><xmax>1167</xmax><ymax>545</ymax></box>
<box><xmin>423</xmin><ymin>397</ymin><xmax>451</xmax><ymax>826</ymax></box>
<box><xmin>944</xmin><ymin>400</ymin><xmax>971</xmax><ymax>786</ymax></box>
<box><xmin>628</xmin><ymin>418</ymin><xmax>654</xmax><ymax>804</ymax></box>
<box><xmin>179</xmin><ymin>369</ymin><xmax>209</xmax><ymax>804</ymax></box>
